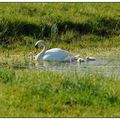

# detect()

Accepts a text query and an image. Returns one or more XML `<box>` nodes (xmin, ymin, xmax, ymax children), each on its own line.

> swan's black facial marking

<box><xmin>35</xmin><ymin>44</ymin><xmax>38</xmax><ymax>49</ymax></box>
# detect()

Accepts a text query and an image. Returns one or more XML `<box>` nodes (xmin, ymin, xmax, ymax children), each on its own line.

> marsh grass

<box><xmin>0</xmin><ymin>67</ymin><xmax>120</xmax><ymax>117</ymax></box>
<box><xmin>0</xmin><ymin>68</ymin><xmax>15</xmax><ymax>83</ymax></box>
<box><xmin>0</xmin><ymin>3</ymin><xmax>120</xmax><ymax>47</ymax></box>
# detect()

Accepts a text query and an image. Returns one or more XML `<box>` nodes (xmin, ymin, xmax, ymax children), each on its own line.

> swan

<box><xmin>77</xmin><ymin>58</ymin><xmax>85</xmax><ymax>63</ymax></box>
<box><xmin>34</xmin><ymin>40</ymin><xmax>77</xmax><ymax>62</ymax></box>
<box><xmin>86</xmin><ymin>56</ymin><xmax>96</xmax><ymax>61</ymax></box>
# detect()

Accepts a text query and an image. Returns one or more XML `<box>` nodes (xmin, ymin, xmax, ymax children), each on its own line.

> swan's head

<box><xmin>35</xmin><ymin>40</ymin><xmax>46</xmax><ymax>53</ymax></box>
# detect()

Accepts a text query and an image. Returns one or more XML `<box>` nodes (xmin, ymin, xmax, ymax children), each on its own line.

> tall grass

<box><xmin>0</xmin><ymin>3</ymin><xmax>120</xmax><ymax>48</ymax></box>
<box><xmin>0</xmin><ymin>67</ymin><xmax>120</xmax><ymax>117</ymax></box>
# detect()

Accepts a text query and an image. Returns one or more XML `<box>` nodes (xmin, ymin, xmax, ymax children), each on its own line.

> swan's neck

<box><xmin>40</xmin><ymin>45</ymin><xmax>46</xmax><ymax>57</ymax></box>
<box><xmin>36</xmin><ymin>44</ymin><xmax>46</xmax><ymax>60</ymax></box>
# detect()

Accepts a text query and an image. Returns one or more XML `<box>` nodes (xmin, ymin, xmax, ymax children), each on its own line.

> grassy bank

<box><xmin>0</xmin><ymin>67</ymin><xmax>120</xmax><ymax>117</ymax></box>
<box><xmin>0</xmin><ymin>3</ymin><xmax>120</xmax><ymax>48</ymax></box>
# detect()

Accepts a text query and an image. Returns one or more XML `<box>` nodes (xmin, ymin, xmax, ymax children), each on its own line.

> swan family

<box><xmin>31</xmin><ymin>40</ymin><xmax>96</xmax><ymax>62</ymax></box>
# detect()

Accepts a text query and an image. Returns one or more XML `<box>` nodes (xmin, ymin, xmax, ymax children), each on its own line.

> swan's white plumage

<box><xmin>42</xmin><ymin>48</ymin><xmax>75</xmax><ymax>62</ymax></box>
<box><xmin>35</xmin><ymin>40</ymin><xmax>76</xmax><ymax>62</ymax></box>
<box><xmin>77</xmin><ymin>58</ymin><xmax>85</xmax><ymax>62</ymax></box>
<box><xmin>86</xmin><ymin>56</ymin><xmax>96</xmax><ymax>61</ymax></box>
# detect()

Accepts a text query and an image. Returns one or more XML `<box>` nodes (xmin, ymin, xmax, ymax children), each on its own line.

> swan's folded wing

<box><xmin>43</xmin><ymin>48</ymin><xmax>75</xmax><ymax>62</ymax></box>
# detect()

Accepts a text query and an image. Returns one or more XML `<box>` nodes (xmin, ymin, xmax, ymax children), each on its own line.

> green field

<box><xmin>0</xmin><ymin>3</ymin><xmax>120</xmax><ymax>117</ymax></box>
<box><xmin>0</xmin><ymin>67</ymin><xmax>120</xmax><ymax>117</ymax></box>
<box><xmin>0</xmin><ymin>3</ymin><xmax>120</xmax><ymax>48</ymax></box>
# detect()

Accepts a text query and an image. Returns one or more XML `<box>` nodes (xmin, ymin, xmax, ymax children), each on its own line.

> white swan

<box><xmin>77</xmin><ymin>58</ymin><xmax>85</xmax><ymax>63</ymax></box>
<box><xmin>86</xmin><ymin>56</ymin><xmax>96</xmax><ymax>61</ymax></box>
<box><xmin>35</xmin><ymin>40</ymin><xmax>76</xmax><ymax>62</ymax></box>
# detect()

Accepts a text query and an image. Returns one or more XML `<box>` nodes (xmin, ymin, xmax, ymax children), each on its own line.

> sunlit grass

<box><xmin>0</xmin><ymin>3</ymin><xmax>120</xmax><ymax>46</ymax></box>
<box><xmin>0</xmin><ymin>67</ymin><xmax>120</xmax><ymax>117</ymax></box>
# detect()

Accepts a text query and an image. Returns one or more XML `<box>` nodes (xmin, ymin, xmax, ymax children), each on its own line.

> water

<box><xmin>0</xmin><ymin>55</ymin><xmax>120</xmax><ymax>78</ymax></box>
<box><xmin>33</xmin><ymin>58</ymin><xmax>120</xmax><ymax>78</ymax></box>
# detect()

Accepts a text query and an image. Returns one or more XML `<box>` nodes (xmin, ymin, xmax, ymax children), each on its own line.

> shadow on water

<box><xmin>0</xmin><ymin>54</ymin><xmax>120</xmax><ymax>78</ymax></box>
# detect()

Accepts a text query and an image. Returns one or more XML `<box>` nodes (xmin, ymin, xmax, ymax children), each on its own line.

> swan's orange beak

<box><xmin>35</xmin><ymin>47</ymin><xmax>39</xmax><ymax>54</ymax></box>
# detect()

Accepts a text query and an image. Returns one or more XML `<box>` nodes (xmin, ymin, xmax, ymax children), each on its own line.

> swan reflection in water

<box><xmin>28</xmin><ymin>52</ymin><xmax>76</xmax><ymax>71</ymax></box>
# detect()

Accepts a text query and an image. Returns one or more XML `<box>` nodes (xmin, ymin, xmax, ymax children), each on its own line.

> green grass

<box><xmin>0</xmin><ymin>67</ymin><xmax>120</xmax><ymax>117</ymax></box>
<box><xmin>0</xmin><ymin>3</ymin><xmax>120</xmax><ymax>117</ymax></box>
<box><xmin>0</xmin><ymin>3</ymin><xmax>120</xmax><ymax>48</ymax></box>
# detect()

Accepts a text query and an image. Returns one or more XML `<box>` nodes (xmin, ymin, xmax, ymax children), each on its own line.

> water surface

<box><xmin>0</xmin><ymin>55</ymin><xmax>120</xmax><ymax>78</ymax></box>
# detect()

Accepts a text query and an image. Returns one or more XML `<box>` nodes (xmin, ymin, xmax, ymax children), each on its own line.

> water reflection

<box><xmin>35</xmin><ymin>58</ymin><xmax>119</xmax><ymax>78</ymax></box>
<box><xmin>0</xmin><ymin>55</ymin><xmax>120</xmax><ymax>78</ymax></box>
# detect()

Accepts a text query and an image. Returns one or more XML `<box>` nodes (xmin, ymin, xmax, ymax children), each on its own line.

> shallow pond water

<box><xmin>0</xmin><ymin>55</ymin><xmax>120</xmax><ymax>78</ymax></box>
<box><xmin>34</xmin><ymin>58</ymin><xmax>120</xmax><ymax>78</ymax></box>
